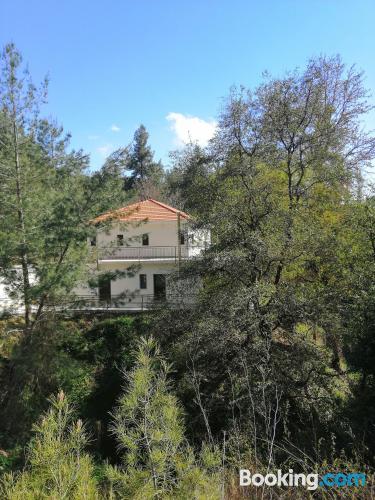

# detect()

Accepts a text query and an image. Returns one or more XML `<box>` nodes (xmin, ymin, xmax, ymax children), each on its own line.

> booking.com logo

<box><xmin>239</xmin><ymin>469</ymin><xmax>366</xmax><ymax>491</ymax></box>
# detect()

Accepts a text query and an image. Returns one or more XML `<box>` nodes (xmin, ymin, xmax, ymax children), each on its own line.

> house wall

<box><xmin>103</xmin><ymin>261</ymin><xmax>175</xmax><ymax>296</ymax></box>
<box><xmin>81</xmin><ymin>220</ymin><xmax>210</xmax><ymax>299</ymax></box>
<box><xmin>96</xmin><ymin>220</ymin><xmax>183</xmax><ymax>247</ymax></box>
<box><xmin>0</xmin><ymin>269</ymin><xmax>37</xmax><ymax>311</ymax></box>
<box><xmin>0</xmin><ymin>219</ymin><xmax>209</xmax><ymax>311</ymax></box>
<box><xmin>95</xmin><ymin>220</ymin><xmax>210</xmax><ymax>248</ymax></box>
<box><xmin>74</xmin><ymin>261</ymin><xmax>176</xmax><ymax>298</ymax></box>
<box><xmin>0</xmin><ymin>280</ymin><xmax>11</xmax><ymax>305</ymax></box>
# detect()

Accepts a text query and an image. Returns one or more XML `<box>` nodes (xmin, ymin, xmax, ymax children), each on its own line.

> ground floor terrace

<box><xmin>0</xmin><ymin>262</ymin><xmax>197</xmax><ymax>314</ymax></box>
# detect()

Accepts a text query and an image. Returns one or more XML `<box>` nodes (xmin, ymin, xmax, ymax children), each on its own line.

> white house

<box><xmin>0</xmin><ymin>199</ymin><xmax>209</xmax><ymax>314</ymax></box>
<box><xmin>74</xmin><ymin>198</ymin><xmax>210</xmax><ymax>310</ymax></box>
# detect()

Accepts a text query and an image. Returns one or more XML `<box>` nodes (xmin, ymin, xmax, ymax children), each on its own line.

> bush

<box><xmin>0</xmin><ymin>315</ymin><xmax>148</xmax><ymax>461</ymax></box>
<box><xmin>0</xmin><ymin>391</ymin><xmax>99</xmax><ymax>499</ymax></box>
<box><xmin>107</xmin><ymin>337</ymin><xmax>222</xmax><ymax>499</ymax></box>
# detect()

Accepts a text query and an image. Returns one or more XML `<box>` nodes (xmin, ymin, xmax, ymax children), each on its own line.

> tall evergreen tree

<box><xmin>0</xmin><ymin>44</ymin><xmax>128</xmax><ymax>330</ymax></box>
<box><xmin>0</xmin><ymin>43</ymin><xmax>54</xmax><ymax>328</ymax></box>
<box><xmin>108</xmin><ymin>337</ymin><xmax>221</xmax><ymax>499</ymax></box>
<box><xmin>1</xmin><ymin>392</ymin><xmax>99</xmax><ymax>499</ymax></box>
<box><xmin>125</xmin><ymin>124</ymin><xmax>164</xmax><ymax>198</ymax></box>
<box><xmin>128</xmin><ymin>125</ymin><xmax>154</xmax><ymax>181</ymax></box>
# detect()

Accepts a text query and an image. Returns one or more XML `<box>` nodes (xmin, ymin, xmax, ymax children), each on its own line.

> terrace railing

<box><xmin>70</xmin><ymin>293</ymin><xmax>196</xmax><ymax>311</ymax></box>
<box><xmin>0</xmin><ymin>294</ymin><xmax>197</xmax><ymax>313</ymax></box>
<box><xmin>96</xmin><ymin>245</ymin><xmax>206</xmax><ymax>261</ymax></box>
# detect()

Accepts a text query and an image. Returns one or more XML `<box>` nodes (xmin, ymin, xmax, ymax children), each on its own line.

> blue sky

<box><xmin>1</xmin><ymin>0</ymin><xmax>375</xmax><ymax>170</ymax></box>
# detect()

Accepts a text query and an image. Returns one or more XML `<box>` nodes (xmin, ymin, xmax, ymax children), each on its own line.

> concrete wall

<box><xmin>0</xmin><ymin>220</ymin><xmax>209</xmax><ymax>311</ymax></box>
<box><xmin>0</xmin><ymin>269</ymin><xmax>37</xmax><ymax>311</ymax></box>
<box><xmin>74</xmin><ymin>261</ymin><xmax>176</xmax><ymax>298</ymax></box>
<box><xmin>105</xmin><ymin>261</ymin><xmax>175</xmax><ymax>296</ymax></box>
<box><xmin>96</xmin><ymin>220</ymin><xmax>183</xmax><ymax>247</ymax></box>
<box><xmin>94</xmin><ymin>220</ymin><xmax>210</xmax><ymax>248</ymax></box>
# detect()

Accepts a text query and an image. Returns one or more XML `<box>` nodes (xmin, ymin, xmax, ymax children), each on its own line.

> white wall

<box><xmin>94</xmin><ymin>220</ymin><xmax>210</xmax><ymax>249</ymax></box>
<box><xmin>111</xmin><ymin>263</ymin><xmax>176</xmax><ymax>295</ymax></box>
<box><xmin>96</xmin><ymin>220</ymin><xmax>183</xmax><ymax>247</ymax></box>
<box><xmin>74</xmin><ymin>261</ymin><xmax>176</xmax><ymax>297</ymax></box>
<box><xmin>79</xmin><ymin>220</ymin><xmax>211</xmax><ymax>299</ymax></box>
<box><xmin>0</xmin><ymin>269</ymin><xmax>37</xmax><ymax>311</ymax></box>
<box><xmin>0</xmin><ymin>280</ymin><xmax>13</xmax><ymax>306</ymax></box>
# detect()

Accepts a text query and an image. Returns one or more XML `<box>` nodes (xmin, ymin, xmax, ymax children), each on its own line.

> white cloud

<box><xmin>97</xmin><ymin>144</ymin><xmax>113</xmax><ymax>157</ymax></box>
<box><xmin>88</xmin><ymin>134</ymin><xmax>100</xmax><ymax>140</ymax></box>
<box><xmin>166</xmin><ymin>112</ymin><xmax>217</xmax><ymax>147</ymax></box>
<box><xmin>110</xmin><ymin>124</ymin><xmax>120</xmax><ymax>132</ymax></box>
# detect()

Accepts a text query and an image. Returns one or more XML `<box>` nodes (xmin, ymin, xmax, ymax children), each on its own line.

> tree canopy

<box><xmin>125</xmin><ymin>124</ymin><xmax>164</xmax><ymax>199</ymax></box>
<box><xmin>2</xmin><ymin>46</ymin><xmax>375</xmax><ymax>498</ymax></box>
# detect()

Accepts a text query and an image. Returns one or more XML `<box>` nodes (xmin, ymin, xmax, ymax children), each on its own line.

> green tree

<box><xmin>0</xmin><ymin>391</ymin><xmax>99</xmax><ymax>499</ymax></box>
<box><xmin>0</xmin><ymin>44</ymin><xmax>129</xmax><ymax>330</ymax></box>
<box><xmin>125</xmin><ymin>125</ymin><xmax>164</xmax><ymax>198</ymax></box>
<box><xmin>0</xmin><ymin>43</ymin><xmax>50</xmax><ymax>327</ymax></box>
<box><xmin>108</xmin><ymin>337</ymin><xmax>221</xmax><ymax>499</ymax></box>
<box><xmin>165</xmin><ymin>144</ymin><xmax>214</xmax><ymax>215</ymax></box>
<box><xmin>0</xmin><ymin>316</ymin><xmax>148</xmax><ymax>459</ymax></box>
<box><xmin>159</xmin><ymin>55</ymin><xmax>375</xmax><ymax>464</ymax></box>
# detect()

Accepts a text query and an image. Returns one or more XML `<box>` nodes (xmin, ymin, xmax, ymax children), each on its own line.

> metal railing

<box><xmin>0</xmin><ymin>294</ymin><xmax>197</xmax><ymax>313</ymax></box>
<box><xmin>96</xmin><ymin>245</ymin><xmax>206</xmax><ymax>261</ymax></box>
<box><xmin>69</xmin><ymin>293</ymin><xmax>196</xmax><ymax>311</ymax></box>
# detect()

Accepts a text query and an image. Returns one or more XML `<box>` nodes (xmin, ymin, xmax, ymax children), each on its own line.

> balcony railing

<box><xmin>70</xmin><ymin>293</ymin><xmax>196</xmax><ymax>311</ymax></box>
<box><xmin>0</xmin><ymin>294</ymin><xmax>197</xmax><ymax>313</ymax></box>
<box><xmin>96</xmin><ymin>245</ymin><xmax>206</xmax><ymax>261</ymax></box>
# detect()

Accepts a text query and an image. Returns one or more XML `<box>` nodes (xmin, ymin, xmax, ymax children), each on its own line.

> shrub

<box><xmin>0</xmin><ymin>391</ymin><xmax>99</xmax><ymax>499</ymax></box>
<box><xmin>107</xmin><ymin>337</ymin><xmax>222</xmax><ymax>499</ymax></box>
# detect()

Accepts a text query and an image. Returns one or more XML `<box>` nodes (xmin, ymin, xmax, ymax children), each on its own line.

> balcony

<box><xmin>0</xmin><ymin>294</ymin><xmax>196</xmax><ymax>314</ymax></box>
<box><xmin>70</xmin><ymin>293</ymin><xmax>196</xmax><ymax>312</ymax></box>
<box><xmin>96</xmin><ymin>245</ymin><xmax>206</xmax><ymax>262</ymax></box>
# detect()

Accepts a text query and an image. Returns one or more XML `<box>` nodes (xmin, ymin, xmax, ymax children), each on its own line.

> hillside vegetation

<box><xmin>1</xmin><ymin>44</ymin><xmax>375</xmax><ymax>498</ymax></box>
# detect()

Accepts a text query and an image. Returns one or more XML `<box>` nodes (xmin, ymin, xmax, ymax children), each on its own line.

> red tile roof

<box><xmin>94</xmin><ymin>199</ymin><xmax>190</xmax><ymax>223</ymax></box>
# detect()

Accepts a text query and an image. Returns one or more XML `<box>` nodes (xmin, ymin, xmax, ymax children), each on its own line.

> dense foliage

<box><xmin>1</xmin><ymin>44</ymin><xmax>375</xmax><ymax>498</ymax></box>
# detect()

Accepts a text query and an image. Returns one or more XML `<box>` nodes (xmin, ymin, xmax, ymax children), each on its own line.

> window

<box><xmin>140</xmin><ymin>274</ymin><xmax>147</xmax><ymax>289</ymax></box>
<box><xmin>179</xmin><ymin>231</ymin><xmax>185</xmax><ymax>245</ymax></box>
<box><xmin>117</xmin><ymin>234</ymin><xmax>124</xmax><ymax>246</ymax></box>
<box><xmin>90</xmin><ymin>236</ymin><xmax>96</xmax><ymax>246</ymax></box>
<box><xmin>142</xmin><ymin>233</ymin><xmax>149</xmax><ymax>246</ymax></box>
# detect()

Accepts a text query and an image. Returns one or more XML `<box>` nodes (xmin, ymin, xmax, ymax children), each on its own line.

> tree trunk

<box><xmin>12</xmin><ymin>113</ymin><xmax>31</xmax><ymax>328</ymax></box>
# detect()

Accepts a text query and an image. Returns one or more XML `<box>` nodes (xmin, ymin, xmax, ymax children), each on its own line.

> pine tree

<box><xmin>0</xmin><ymin>391</ymin><xmax>99</xmax><ymax>499</ymax></box>
<box><xmin>128</xmin><ymin>125</ymin><xmax>154</xmax><ymax>181</ymax></box>
<box><xmin>125</xmin><ymin>125</ymin><xmax>164</xmax><ymax>197</ymax></box>
<box><xmin>0</xmin><ymin>44</ymin><xmax>129</xmax><ymax>330</ymax></box>
<box><xmin>0</xmin><ymin>43</ymin><xmax>49</xmax><ymax>327</ymax></box>
<box><xmin>108</xmin><ymin>337</ymin><xmax>221</xmax><ymax>499</ymax></box>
